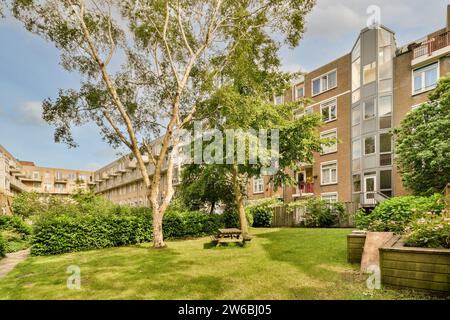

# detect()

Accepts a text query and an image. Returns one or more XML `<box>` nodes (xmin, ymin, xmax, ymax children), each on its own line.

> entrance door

<box><xmin>364</xmin><ymin>175</ymin><xmax>376</xmax><ymax>205</ymax></box>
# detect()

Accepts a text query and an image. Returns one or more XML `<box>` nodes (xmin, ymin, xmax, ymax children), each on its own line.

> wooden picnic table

<box><xmin>211</xmin><ymin>228</ymin><xmax>252</xmax><ymax>246</ymax></box>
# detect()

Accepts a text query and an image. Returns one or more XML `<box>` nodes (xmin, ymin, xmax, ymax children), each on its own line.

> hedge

<box><xmin>0</xmin><ymin>215</ymin><xmax>32</xmax><ymax>236</ymax></box>
<box><xmin>0</xmin><ymin>234</ymin><xmax>5</xmax><ymax>258</ymax></box>
<box><xmin>31</xmin><ymin>210</ymin><xmax>225</xmax><ymax>256</ymax></box>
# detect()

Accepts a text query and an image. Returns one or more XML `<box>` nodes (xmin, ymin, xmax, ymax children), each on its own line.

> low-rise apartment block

<box><xmin>0</xmin><ymin>144</ymin><xmax>94</xmax><ymax>214</ymax></box>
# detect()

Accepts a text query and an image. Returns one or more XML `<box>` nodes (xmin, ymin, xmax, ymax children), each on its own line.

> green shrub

<box><xmin>163</xmin><ymin>211</ymin><xmax>224</xmax><ymax>239</ymax></box>
<box><xmin>355</xmin><ymin>194</ymin><xmax>445</xmax><ymax>233</ymax></box>
<box><xmin>0</xmin><ymin>234</ymin><xmax>5</xmax><ymax>258</ymax></box>
<box><xmin>247</xmin><ymin>198</ymin><xmax>281</xmax><ymax>227</ymax></box>
<box><xmin>288</xmin><ymin>198</ymin><xmax>342</xmax><ymax>228</ymax></box>
<box><xmin>11</xmin><ymin>192</ymin><xmax>47</xmax><ymax>218</ymax></box>
<box><xmin>31</xmin><ymin>210</ymin><xmax>153</xmax><ymax>256</ymax></box>
<box><xmin>222</xmin><ymin>209</ymin><xmax>253</xmax><ymax>228</ymax></box>
<box><xmin>0</xmin><ymin>215</ymin><xmax>32</xmax><ymax>236</ymax></box>
<box><xmin>404</xmin><ymin>212</ymin><xmax>450</xmax><ymax>248</ymax></box>
<box><xmin>31</xmin><ymin>207</ymin><xmax>225</xmax><ymax>255</ymax></box>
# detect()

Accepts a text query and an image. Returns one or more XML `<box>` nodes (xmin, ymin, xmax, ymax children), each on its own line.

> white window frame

<box><xmin>274</xmin><ymin>95</ymin><xmax>284</xmax><ymax>105</ymax></box>
<box><xmin>320</xmin><ymin>128</ymin><xmax>338</xmax><ymax>155</ymax></box>
<box><xmin>363</xmin><ymin>135</ymin><xmax>376</xmax><ymax>156</ymax></box>
<box><xmin>320</xmin><ymin>98</ymin><xmax>337</xmax><ymax>123</ymax></box>
<box><xmin>294</xmin><ymin>85</ymin><xmax>305</xmax><ymax>100</ymax></box>
<box><xmin>412</xmin><ymin>61</ymin><xmax>439</xmax><ymax>96</ymax></box>
<box><xmin>320</xmin><ymin>160</ymin><xmax>338</xmax><ymax>186</ymax></box>
<box><xmin>363</xmin><ymin>99</ymin><xmax>376</xmax><ymax>120</ymax></box>
<box><xmin>253</xmin><ymin>177</ymin><xmax>264</xmax><ymax>194</ymax></box>
<box><xmin>321</xmin><ymin>192</ymin><xmax>338</xmax><ymax>203</ymax></box>
<box><xmin>312</xmin><ymin>69</ymin><xmax>337</xmax><ymax>97</ymax></box>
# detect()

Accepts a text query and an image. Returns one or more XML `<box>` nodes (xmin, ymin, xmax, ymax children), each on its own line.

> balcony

<box><xmin>412</xmin><ymin>31</ymin><xmax>450</xmax><ymax>66</ymax></box>
<box><xmin>9</xmin><ymin>175</ymin><xmax>29</xmax><ymax>192</ymax></box>
<box><xmin>292</xmin><ymin>182</ymin><xmax>314</xmax><ymax>199</ymax></box>
<box><xmin>21</xmin><ymin>174</ymin><xmax>42</xmax><ymax>182</ymax></box>
<box><xmin>54</xmin><ymin>176</ymin><xmax>68</xmax><ymax>183</ymax></box>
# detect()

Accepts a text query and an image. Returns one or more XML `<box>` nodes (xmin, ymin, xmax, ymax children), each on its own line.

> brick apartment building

<box><xmin>247</xmin><ymin>5</ymin><xmax>450</xmax><ymax>206</ymax></box>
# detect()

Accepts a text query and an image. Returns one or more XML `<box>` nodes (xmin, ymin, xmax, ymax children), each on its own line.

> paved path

<box><xmin>0</xmin><ymin>249</ymin><xmax>30</xmax><ymax>279</ymax></box>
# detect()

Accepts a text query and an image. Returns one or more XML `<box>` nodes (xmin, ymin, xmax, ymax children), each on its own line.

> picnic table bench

<box><xmin>210</xmin><ymin>228</ymin><xmax>253</xmax><ymax>246</ymax></box>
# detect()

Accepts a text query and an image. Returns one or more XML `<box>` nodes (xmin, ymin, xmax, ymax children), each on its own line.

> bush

<box><xmin>31</xmin><ymin>207</ymin><xmax>226</xmax><ymax>255</ymax></box>
<box><xmin>0</xmin><ymin>215</ymin><xmax>32</xmax><ymax>236</ymax></box>
<box><xmin>222</xmin><ymin>208</ymin><xmax>253</xmax><ymax>228</ymax></box>
<box><xmin>247</xmin><ymin>198</ymin><xmax>281</xmax><ymax>227</ymax></box>
<box><xmin>288</xmin><ymin>197</ymin><xmax>342</xmax><ymax>228</ymax></box>
<box><xmin>404</xmin><ymin>212</ymin><xmax>450</xmax><ymax>248</ymax></box>
<box><xmin>31</xmin><ymin>210</ymin><xmax>153</xmax><ymax>256</ymax></box>
<box><xmin>0</xmin><ymin>234</ymin><xmax>5</xmax><ymax>258</ymax></box>
<box><xmin>163</xmin><ymin>211</ymin><xmax>224</xmax><ymax>239</ymax></box>
<box><xmin>355</xmin><ymin>194</ymin><xmax>445</xmax><ymax>233</ymax></box>
<box><xmin>11</xmin><ymin>192</ymin><xmax>46</xmax><ymax>218</ymax></box>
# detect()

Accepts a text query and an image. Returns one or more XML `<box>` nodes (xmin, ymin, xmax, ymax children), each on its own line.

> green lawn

<box><xmin>0</xmin><ymin>228</ymin><xmax>436</xmax><ymax>300</ymax></box>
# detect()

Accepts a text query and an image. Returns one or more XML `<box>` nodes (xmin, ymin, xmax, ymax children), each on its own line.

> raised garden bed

<box><xmin>379</xmin><ymin>236</ymin><xmax>450</xmax><ymax>293</ymax></box>
<box><xmin>347</xmin><ymin>231</ymin><xmax>367</xmax><ymax>263</ymax></box>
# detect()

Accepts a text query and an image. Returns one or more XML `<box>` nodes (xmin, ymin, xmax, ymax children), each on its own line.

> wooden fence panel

<box><xmin>271</xmin><ymin>202</ymin><xmax>360</xmax><ymax>228</ymax></box>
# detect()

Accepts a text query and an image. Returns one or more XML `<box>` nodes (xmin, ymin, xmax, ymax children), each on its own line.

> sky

<box><xmin>0</xmin><ymin>0</ymin><xmax>448</xmax><ymax>171</ymax></box>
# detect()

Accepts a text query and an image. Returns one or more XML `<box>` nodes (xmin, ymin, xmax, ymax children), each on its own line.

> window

<box><xmin>55</xmin><ymin>183</ymin><xmax>65</xmax><ymax>191</ymax></box>
<box><xmin>413</xmin><ymin>62</ymin><xmax>438</xmax><ymax>95</ymax></box>
<box><xmin>378</xmin><ymin>46</ymin><xmax>392</xmax><ymax>80</ymax></box>
<box><xmin>55</xmin><ymin>172</ymin><xmax>63</xmax><ymax>180</ymax></box>
<box><xmin>320</xmin><ymin>129</ymin><xmax>337</xmax><ymax>154</ymax></box>
<box><xmin>380</xmin><ymin>170</ymin><xmax>392</xmax><ymax>190</ymax></box>
<box><xmin>274</xmin><ymin>95</ymin><xmax>284</xmax><ymax>105</ymax></box>
<box><xmin>379</xmin><ymin>133</ymin><xmax>392</xmax><ymax>153</ymax></box>
<box><xmin>363</xmin><ymin>62</ymin><xmax>377</xmax><ymax>84</ymax></box>
<box><xmin>294</xmin><ymin>106</ymin><xmax>313</xmax><ymax>119</ymax></box>
<box><xmin>295</xmin><ymin>86</ymin><xmax>304</xmax><ymax>100</ymax></box>
<box><xmin>352</xmin><ymin>58</ymin><xmax>361</xmax><ymax>91</ymax></box>
<box><xmin>32</xmin><ymin>171</ymin><xmax>40</xmax><ymax>180</ymax></box>
<box><xmin>364</xmin><ymin>136</ymin><xmax>376</xmax><ymax>155</ymax></box>
<box><xmin>253</xmin><ymin>177</ymin><xmax>264</xmax><ymax>194</ymax></box>
<box><xmin>321</xmin><ymin>99</ymin><xmax>337</xmax><ymax>122</ymax></box>
<box><xmin>352</xmin><ymin>106</ymin><xmax>361</xmax><ymax>125</ymax></box>
<box><xmin>363</xmin><ymin>100</ymin><xmax>375</xmax><ymax>120</ymax></box>
<box><xmin>378</xmin><ymin>96</ymin><xmax>392</xmax><ymax>117</ymax></box>
<box><xmin>352</xmin><ymin>139</ymin><xmax>361</xmax><ymax>160</ymax></box>
<box><xmin>353</xmin><ymin>174</ymin><xmax>361</xmax><ymax>192</ymax></box>
<box><xmin>321</xmin><ymin>161</ymin><xmax>337</xmax><ymax>185</ymax></box>
<box><xmin>321</xmin><ymin>193</ymin><xmax>338</xmax><ymax>203</ymax></box>
<box><xmin>312</xmin><ymin>70</ymin><xmax>337</xmax><ymax>96</ymax></box>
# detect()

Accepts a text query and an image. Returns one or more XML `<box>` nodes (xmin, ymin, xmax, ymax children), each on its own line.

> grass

<box><xmin>0</xmin><ymin>228</ymin><xmax>438</xmax><ymax>300</ymax></box>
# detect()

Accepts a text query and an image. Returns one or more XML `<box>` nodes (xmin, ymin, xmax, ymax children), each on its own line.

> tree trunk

<box><xmin>149</xmin><ymin>194</ymin><xmax>166</xmax><ymax>248</ymax></box>
<box><xmin>231</xmin><ymin>164</ymin><xmax>249</xmax><ymax>234</ymax></box>
<box><xmin>209</xmin><ymin>201</ymin><xmax>216</xmax><ymax>215</ymax></box>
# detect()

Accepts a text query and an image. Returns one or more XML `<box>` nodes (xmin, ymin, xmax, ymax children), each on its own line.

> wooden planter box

<box><xmin>347</xmin><ymin>231</ymin><xmax>367</xmax><ymax>263</ymax></box>
<box><xmin>379</xmin><ymin>237</ymin><xmax>450</xmax><ymax>293</ymax></box>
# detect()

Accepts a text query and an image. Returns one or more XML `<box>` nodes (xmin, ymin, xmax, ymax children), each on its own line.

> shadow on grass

<box><xmin>257</xmin><ymin>228</ymin><xmax>351</xmax><ymax>281</ymax></box>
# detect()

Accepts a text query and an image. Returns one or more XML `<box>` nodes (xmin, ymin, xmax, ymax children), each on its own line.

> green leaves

<box><xmin>394</xmin><ymin>74</ymin><xmax>450</xmax><ymax>195</ymax></box>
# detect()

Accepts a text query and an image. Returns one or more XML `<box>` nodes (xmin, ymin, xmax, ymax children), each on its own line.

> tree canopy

<box><xmin>394</xmin><ymin>74</ymin><xmax>450</xmax><ymax>195</ymax></box>
<box><xmin>9</xmin><ymin>0</ymin><xmax>317</xmax><ymax>246</ymax></box>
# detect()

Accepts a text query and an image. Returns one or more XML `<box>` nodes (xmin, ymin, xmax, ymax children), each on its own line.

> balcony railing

<box><xmin>293</xmin><ymin>182</ymin><xmax>314</xmax><ymax>198</ymax></box>
<box><xmin>413</xmin><ymin>31</ymin><xmax>450</xmax><ymax>59</ymax></box>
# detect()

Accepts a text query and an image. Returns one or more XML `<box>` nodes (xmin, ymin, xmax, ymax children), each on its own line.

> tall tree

<box><xmin>195</xmin><ymin>28</ymin><xmax>326</xmax><ymax>234</ymax></box>
<box><xmin>179</xmin><ymin>164</ymin><xmax>236</xmax><ymax>214</ymax></box>
<box><xmin>394</xmin><ymin>74</ymin><xmax>450</xmax><ymax>195</ymax></box>
<box><xmin>10</xmin><ymin>0</ymin><xmax>315</xmax><ymax>247</ymax></box>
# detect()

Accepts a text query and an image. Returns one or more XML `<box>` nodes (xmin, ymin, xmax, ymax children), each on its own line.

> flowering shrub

<box><xmin>404</xmin><ymin>211</ymin><xmax>450</xmax><ymax>248</ymax></box>
<box><xmin>355</xmin><ymin>194</ymin><xmax>445</xmax><ymax>233</ymax></box>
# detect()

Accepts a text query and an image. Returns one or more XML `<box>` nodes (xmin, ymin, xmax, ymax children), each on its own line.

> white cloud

<box><xmin>303</xmin><ymin>0</ymin><xmax>448</xmax><ymax>42</ymax></box>
<box><xmin>14</xmin><ymin>101</ymin><xmax>46</xmax><ymax>126</ymax></box>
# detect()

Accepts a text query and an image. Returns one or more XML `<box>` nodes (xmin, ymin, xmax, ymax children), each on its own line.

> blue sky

<box><xmin>0</xmin><ymin>0</ymin><xmax>448</xmax><ymax>171</ymax></box>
